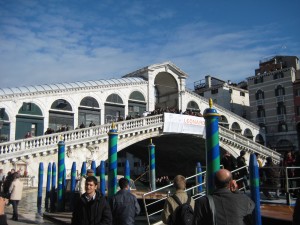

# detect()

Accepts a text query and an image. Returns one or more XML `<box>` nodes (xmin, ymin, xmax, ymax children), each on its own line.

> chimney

<box><xmin>205</xmin><ymin>75</ymin><xmax>211</xmax><ymax>88</ymax></box>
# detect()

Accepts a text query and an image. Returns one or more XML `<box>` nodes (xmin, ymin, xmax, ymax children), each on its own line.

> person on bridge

<box><xmin>221</xmin><ymin>151</ymin><xmax>237</xmax><ymax>172</ymax></box>
<box><xmin>161</xmin><ymin>175</ymin><xmax>195</xmax><ymax>224</ymax></box>
<box><xmin>71</xmin><ymin>176</ymin><xmax>112</xmax><ymax>225</ymax></box>
<box><xmin>193</xmin><ymin>169</ymin><xmax>255</xmax><ymax>225</ymax></box>
<box><xmin>110</xmin><ymin>178</ymin><xmax>140</xmax><ymax>225</ymax></box>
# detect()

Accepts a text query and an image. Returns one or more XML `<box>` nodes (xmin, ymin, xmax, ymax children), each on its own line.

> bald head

<box><xmin>215</xmin><ymin>169</ymin><xmax>232</xmax><ymax>189</ymax></box>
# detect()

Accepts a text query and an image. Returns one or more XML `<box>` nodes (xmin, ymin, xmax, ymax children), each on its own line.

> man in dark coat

<box><xmin>110</xmin><ymin>178</ymin><xmax>140</xmax><ymax>225</ymax></box>
<box><xmin>236</xmin><ymin>150</ymin><xmax>249</xmax><ymax>190</ymax></box>
<box><xmin>261</xmin><ymin>156</ymin><xmax>280</xmax><ymax>199</ymax></box>
<box><xmin>193</xmin><ymin>169</ymin><xmax>255</xmax><ymax>225</ymax></box>
<box><xmin>71</xmin><ymin>176</ymin><xmax>112</xmax><ymax>225</ymax></box>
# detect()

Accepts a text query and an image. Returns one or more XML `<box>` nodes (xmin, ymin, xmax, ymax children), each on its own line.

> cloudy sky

<box><xmin>0</xmin><ymin>0</ymin><xmax>299</xmax><ymax>89</ymax></box>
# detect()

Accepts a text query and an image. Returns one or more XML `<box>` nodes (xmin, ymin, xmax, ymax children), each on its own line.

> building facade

<box><xmin>194</xmin><ymin>75</ymin><xmax>250</xmax><ymax>128</ymax></box>
<box><xmin>247</xmin><ymin>55</ymin><xmax>300</xmax><ymax>153</ymax></box>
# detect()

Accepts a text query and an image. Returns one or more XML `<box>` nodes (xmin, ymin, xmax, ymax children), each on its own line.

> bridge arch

<box><xmin>219</xmin><ymin>115</ymin><xmax>229</xmax><ymax>128</ymax></box>
<box><xmin>255</xmin><ymin>134</ymin><xmax>265</xmax><ymax>145</ymax></box>
<box><xmin>154</xmin><ymin>72</ymin><xmax>179</xmax><ymax>109</ymax></box>
<box><xmin>78</xmin><ymin>96</ymin><xmax>101</xmax><ymax>127</ymax></box>
<box><xmin>243</xmin><ymin>128</ymin><xmax>253</xmax><ymax>140</ymax></box>
<box><xmin>49</xmin><ymin>99</ymin><xmax>74</xmax><ymax>132</ymax></box>
<box><xmin>105</xmin><ymin>93</ymin><xmax>125</xmax><ymax>123</ymax></box>
<box><xmin>16</xmin><ymin>102</ymin><xmax>44</xmax><ymax>140</ymax></box>
<box><xmin>128</xmin><ymin>91</ymin><xmax>147</xmax><ymax>118</ymax></box>
<box><xmin>231</xmin><ymin>122</ymin><xmax>242</xmax><ymax>134</ymax></box>
<box><xmin>186</xmin><ymin>101</ymin><xmax>200</xmax><ymax>112</ymax></box>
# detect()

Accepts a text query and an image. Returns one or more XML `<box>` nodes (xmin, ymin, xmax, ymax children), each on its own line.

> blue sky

<box><xmin>0</xmin><ymin>0</ymin><xmax>299</xmax><ymax>89</ymax></box>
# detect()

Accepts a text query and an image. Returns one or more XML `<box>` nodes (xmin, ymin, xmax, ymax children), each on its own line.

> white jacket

<box><xmin>9</xmin><ymin>178</ymin><xmax>23</xmax><ymax>200</ymax></box>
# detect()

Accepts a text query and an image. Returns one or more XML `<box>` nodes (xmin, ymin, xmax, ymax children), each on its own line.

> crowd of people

<box><xmin>221</xmin><ymin>150</ymin><xmax>300</xmax><ymax>200</ymax></box>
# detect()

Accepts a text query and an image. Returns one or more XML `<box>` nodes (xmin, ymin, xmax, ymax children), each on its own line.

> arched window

<box><xmin>278</xmin><ymin>122</ymin><xmax>288</xmax><ymax>132</ymax></box>
<box><xmin>257</xmin><ymin>106</ymin><xmax>265</xmax><ymax>118</ymax></box>
<box><xmin>277</xmin><ymin>103</ymin><xmax>286</xmax><ymax>115</ymax></box>
<box><xmin>231</xmin><ymin>122</ymin><xmax>242</xmax><ymax>133</ymax></box>
<box><xmin>51</xmin><ymin>99</ymin><xmax>72</xmax><ymax>111</ymax></box>
<box><xmin>187</xmin><ymin>101</ymin><xmax>200</xmax><ymax>112</ymax></box>
<box><xmin>129</xmin><ymin>91</ymin><xmax>145</xmax><ymax>101</ymax></box>
<box><xmin>80</xmin><ymin>97</ymin><xmax>99</xmax><ymax>108</ymax></box>
<box><xmin>255</xmin><ymin>90</ymin><xmax>264</xmax><ymax>100</ymax></box>
<box><xmin>106</xmin><ymin>94</ymin><xmax>123</xmax><ymax>104</ymax></box>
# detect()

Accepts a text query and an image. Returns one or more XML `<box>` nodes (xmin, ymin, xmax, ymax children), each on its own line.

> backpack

<box><xmin>170</xmin><ymin>194</ymin><xmax>194</xmax><ymax>225</ymax></box>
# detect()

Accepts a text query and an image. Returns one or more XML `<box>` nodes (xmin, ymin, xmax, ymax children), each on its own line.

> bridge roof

<box><xmin>0</xmin><ymin>77</ymin><xmax>146</xmax><ymax>96</ymax></box>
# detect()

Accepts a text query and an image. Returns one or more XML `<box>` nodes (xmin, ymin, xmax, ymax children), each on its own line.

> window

<box><xmin>277</xmin><ymin>103</ymin><xmax>286</xmax><ymax>115</ymax></box>
<box><xmin>257</xmin><ymin>106</ymin><xmax>265</xmax><ymax>118</ymax></box>
<box><xmin>211</xmin><ymin>89</ymin><xmax>218</xmax><ymax>94</ymax></box>
<box><xmin>275</xmin><ymin>85</ymin><xmax>285</xmax><ymax>96</ymax></box>
<box><xmin>254</xmin><ymin>76</ymin><xmax>264</xmax><ymax>84</ymax></box>
<box><xmin>255</xmin><ymin>90</ymin><xmax>264</xmax><ymax>100</ymax></box>
<box><xmin>240</xmin><ymin>92</ymin><xmax>245</xmax><ymax>97</ymax></box>
<box><xmin>295</xmin><ymin>89</ymin><xmax>300</xmax><ymax>97</ymax></box>
<box><xmin>278</xmin><ymin>122</ymin><xmax>288</xmax><ymax>132</ymax></box>
<box><xmin>273</xmin><ymin>72</ymin><xmax>284</xmax><ymax>80</ymax></box>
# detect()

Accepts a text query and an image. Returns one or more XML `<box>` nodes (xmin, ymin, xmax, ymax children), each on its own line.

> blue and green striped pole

<box><xmin>91</xmin><ymin>160</ymin><xmax>96</xmax><ymax>175</ymax></box>
<box><xmin>108</xmin><ymin>122</ymin><xmax>118</xmax><ymax>198</ymax></box>
<box><xmin>37</xmin><ymin>162</ymin><xmax>44</xmax><ymax>215</ymax></box>
<box><xmin>249</xmin><ymin>153</ymin><xmax>262</xmax><ymax>225</ymax></box>
<box><xmin>45</xmin><ymin>162</ymin><xmax>52</xmax><ymax>212</ymax></box>
<box><xmin>196</xmin><ymin>162</ymin><xmax>203</xmax><ymax>193</ymax></box>
<box><xmin>57</xmin><ymin>139</ymin><xmax>65</xmax><ymax>211</ymax></box>
<box><xmin>125</xmin><ymin>160</ymin><xmax>130</xmax><ymax>191</ymax></box>
<box><xmin>148</xmin><ymin>139</ymin><xmax>156</xmax><ymax>190</ymax></box>
<box><xmin>50</xmin><ymin>162</ymin><xmax>56</xmax><ymax>212</ymax></box>
<box><xmin>100</xmin><ymin>160</ymin><xmax>106</xmax><ymax>196</ymax></box>
<box><xmin>203</xmin><ymin>99</ymin><xmax>220</xmax><ymax>194</ymax></box>
<box><xmin>81</xmin><ymin>161</ymin><xmax>86</xmax><ymax>176</ymax></box>
<box><xmin>70</xmin><ymin>162</ymin><xmax>76</xmax><ymax>211</ymax></box>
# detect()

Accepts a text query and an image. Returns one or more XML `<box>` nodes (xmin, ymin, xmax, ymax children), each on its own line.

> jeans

<box><xmin>11</xmin><ymin>200</ymin><xmax>19</xmax><ymax>220</ymax></box>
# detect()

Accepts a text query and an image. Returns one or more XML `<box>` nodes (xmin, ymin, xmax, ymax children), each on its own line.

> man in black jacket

<box><xmin>72</xmin><ymin>176</ymin><xmax>112</xmax><ymax>225</ymax></box>
<box><xmin>193</xmin><ymin>169</ymin><xmax>255</xmax><ymax>225</ymax></box>
<box><xmin>110</xmin><ymin>178</ymin><xmax>140</xmax><ymax>225</ymax></box>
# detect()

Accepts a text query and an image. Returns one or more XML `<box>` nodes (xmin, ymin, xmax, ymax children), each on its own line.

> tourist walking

<box><xmin>71</xmin><ymin>176</ymin><xmax>112</xmax><ymax>225</ymax></box>
<box><xmin>161</xmin><ymin>175</ymin><xmax>195</xmax><ymax>224</ymax></box>
<box><xmin>110</xmin><ymin>178</ymin><xmax>140</xmax><ymax>225</ymax></box>
<box><xmin>193</xmin><ymin>169</ymin><xmax>255</xmax><ymax>225</ymax></box>
<box><xmin>9</xmin><ymin>172</ymin><xmax>24</xmax><ymax>221</ymax></box>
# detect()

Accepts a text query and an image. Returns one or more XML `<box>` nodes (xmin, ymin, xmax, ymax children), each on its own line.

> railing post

<box><xmin>285</xmin><ymin>167</ymin><xmax>291</xmax><ymax>205</ymax></box>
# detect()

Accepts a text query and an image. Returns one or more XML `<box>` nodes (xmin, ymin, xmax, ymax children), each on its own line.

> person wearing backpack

<box><xmin>161</xmin><ymin>175</ymin><xmax>195</xmax><ymax>225</ymax></box>
<box><xmin>193</xmin><ymin>169</ymin><xmax>255</xmax><ymax>225</ymax></box>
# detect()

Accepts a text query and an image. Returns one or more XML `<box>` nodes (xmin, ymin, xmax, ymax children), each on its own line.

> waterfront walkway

<box><xmin>3</xmin><ymin>187</ymin><xmax>296</xmax><ymax>225</ymax></box>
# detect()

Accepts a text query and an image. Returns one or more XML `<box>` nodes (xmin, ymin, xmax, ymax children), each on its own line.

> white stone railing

<box><xmin>185</xmin><ymin>89</ymin><xmax>261</xmax><ymax>130</ymax></box>
<box><xmin>0</xmin><ymin>113</ymin><xmax>280</xmax><ymax>163</ymax></box>
<box><xmin>219</xmin><ymin>126</ymin><xmax>281</xmax><ymax>162</ymax></box>
<box><xmin>0</xmin><ymin>114</ymin><xmax>164</xmax><ymax>162</ymax></box>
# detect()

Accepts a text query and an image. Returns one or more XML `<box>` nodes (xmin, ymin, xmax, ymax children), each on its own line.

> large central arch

<box><xmin>154</xmin><ymin>72</ymin><xmax>179</xmax><ymax>109</ymax></box>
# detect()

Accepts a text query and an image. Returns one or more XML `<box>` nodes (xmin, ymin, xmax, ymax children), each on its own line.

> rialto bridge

<box><xmin>0</xmin><ymin>62</ymin><xmax>280</xmax><ymax>185</ymax></box>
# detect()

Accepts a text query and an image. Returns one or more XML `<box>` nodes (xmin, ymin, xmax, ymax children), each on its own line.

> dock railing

<box><xmin>142</xmin><ymin>165</ymin><xmax>250</xmax><ymax>225</ymax></box>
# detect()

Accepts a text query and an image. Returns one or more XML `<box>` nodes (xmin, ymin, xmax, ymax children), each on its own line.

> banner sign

<box><xmin>163</xmin><ymin>113</ymin><xmax>205</xmax><ymax>136</ymax></box>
